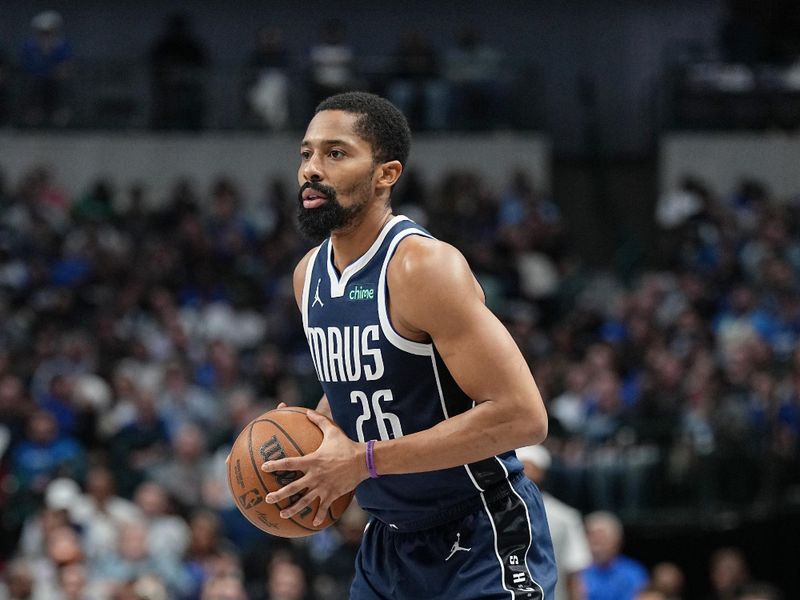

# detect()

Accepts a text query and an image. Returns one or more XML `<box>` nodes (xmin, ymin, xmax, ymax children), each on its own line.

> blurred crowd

<box><xmin>0</xmin><ymin>11</ymin><xmax>513</xmax><ymax>131</ymax></box>
<box><xmin>0</xmin><ymin>159</ymin><xmax>797</xmax><ymax>599</ymax></box>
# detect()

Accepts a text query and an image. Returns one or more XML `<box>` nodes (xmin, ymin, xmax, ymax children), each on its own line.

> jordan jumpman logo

<box><xmin>445</xmin><ymin>532</ymin><xmax>471</xmax><ymax>561</ymax></box>
<box><xmin>312</xmin><ymin>278</ymin><xmax>324</xmax><ymax>308</ymax></box>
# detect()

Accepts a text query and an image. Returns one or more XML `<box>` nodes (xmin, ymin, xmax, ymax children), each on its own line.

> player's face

<box><xmin>296</xmin><ymin>110</ymin><xmax>378</xmax><ymax>241</ymax></box>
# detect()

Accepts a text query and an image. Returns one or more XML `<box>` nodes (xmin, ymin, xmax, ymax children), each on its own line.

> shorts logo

<box><xmin>445</xmin><ymin>532</ymin><xmax>471</xmax><ymax>561</ymax></box>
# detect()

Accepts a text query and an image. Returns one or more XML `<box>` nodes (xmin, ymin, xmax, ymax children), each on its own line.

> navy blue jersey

<box><xmin>301</xmin><ymin>215</ymin><xmax>525</xmax><ymax>528</ymax></box>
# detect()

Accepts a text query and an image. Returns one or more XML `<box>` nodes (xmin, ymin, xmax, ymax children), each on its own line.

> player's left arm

<box><xmin>369</xmin><ymin>236</ymin><xmax>548</xmax><ymax>473</ymax></box>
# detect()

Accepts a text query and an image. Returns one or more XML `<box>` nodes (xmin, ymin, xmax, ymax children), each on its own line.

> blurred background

<box><xmin>0</xmin><ymin>1</ymin><xmax>799</xmax><ymax>599</ymax></box>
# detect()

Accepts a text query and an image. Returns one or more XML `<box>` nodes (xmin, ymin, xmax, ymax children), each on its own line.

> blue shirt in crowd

<box><xmin>581</xmin><ymin>555</ymin><xmax>649</xmax><ymax>600</ymax></box>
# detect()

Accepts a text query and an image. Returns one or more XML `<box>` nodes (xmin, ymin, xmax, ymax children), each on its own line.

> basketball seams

<box><xmin>242</xmin><ymin>422</ymin><xmax>294</xmax><ymax>532</ymax></box>
<box><xmin>269</xmin><ymin>409</ymin><xmax>350</xmax><ymax>521</ymax></box>
<box><xmin>232</xmin><ymin>408</ymin><xmax>352</xmax><ymax>536</ymax></box>
<box><xmin>243</xmin><ymin>416</ymin><xmax>317</xmax><ymax>534</ymax></box>
<box><xmin>259</xmin><ymin>416</ymin><xmax>321</xmax><ymax>533</ymax></box>
<box><xmin>260</xmin><ymin>417</ymin><xmax>313</xmax><ymax>457</ymax></box>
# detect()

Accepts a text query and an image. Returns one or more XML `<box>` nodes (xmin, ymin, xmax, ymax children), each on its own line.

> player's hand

<box><xmin>260</xmin><ymin>411</ymin><xmax>368</xmax><ymax>526</ymax></box>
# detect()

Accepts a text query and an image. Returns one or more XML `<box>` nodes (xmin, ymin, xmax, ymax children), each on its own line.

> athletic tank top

<box><xmin>301</xmin><ymin>215</ymin><xmax>524</xmax><ymax>527</ymax></box>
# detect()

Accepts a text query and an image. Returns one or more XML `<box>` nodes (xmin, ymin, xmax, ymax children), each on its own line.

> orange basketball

<box><xmin>227</xmin><ymin>407</ymin><xmax>354</xmax><ymax>538</ymax></box>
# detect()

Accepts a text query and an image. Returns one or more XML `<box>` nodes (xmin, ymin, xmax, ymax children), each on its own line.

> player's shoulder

<box><xmin>390</xmin><ymin>234</ymin><xmax>469</xmax><ymax>283</ymax></box>
<box><xmin>388</xmin><ymin>234</ymin><xmax>484</xmax><ymax>312</ymax></box>
<box><xmin>293</xmin><ymin>245</ymin><xmax>322</xmax><ymax>305</ymax></box>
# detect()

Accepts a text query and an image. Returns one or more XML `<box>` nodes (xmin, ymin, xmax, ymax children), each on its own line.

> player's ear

<box><xmin>376</xmin><ymin>160</ymin><xmax>402</xmax><ymax>189</ymax></box>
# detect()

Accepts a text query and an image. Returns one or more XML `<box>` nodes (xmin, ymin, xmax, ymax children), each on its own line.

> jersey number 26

<box><xmin>350</xmin><ymin>389</ymin><xmax>404</xmax><ymax>442</ymax></box>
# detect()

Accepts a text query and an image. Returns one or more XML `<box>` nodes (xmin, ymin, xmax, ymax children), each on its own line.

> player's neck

<box><xmin>330</xmin><ymin>202</ymin><xmax>393</xmax><ymax>272</ymax></box>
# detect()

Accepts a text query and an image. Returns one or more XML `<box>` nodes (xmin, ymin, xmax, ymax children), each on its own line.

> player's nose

<box><xmin>302</xmin><ymin>153</ymin><xmax>324</xmax><ymax>182</ymax></box>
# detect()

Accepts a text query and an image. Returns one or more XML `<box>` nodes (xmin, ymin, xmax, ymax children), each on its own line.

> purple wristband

<box><xmin>366</xmin><ymin>439</ymin><xmax>379</xmax><ymax>479</ymax></box>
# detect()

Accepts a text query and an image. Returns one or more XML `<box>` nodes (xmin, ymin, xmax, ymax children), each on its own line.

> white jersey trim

<box><xmin>327</xmin><ymin>215</ymin><xmax>409</xmax><ymax>298</ymax></box>
<box><xmin>377</xmin><ymin>226</ymin><xmax>434</xmax><ymax>356</ymax></box>
<box><xmin>301</xmin><ymin>246</ymin><xmax>321</xmax><ymax>333</ymax></box>
<box><xmin>429</xmin><ymin>354</ymin><xmax>485</xmax><ymax>492</ymax></box>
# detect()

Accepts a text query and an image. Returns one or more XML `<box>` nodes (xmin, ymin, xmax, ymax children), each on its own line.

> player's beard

<box><xmin>296</xmin><ymin>179</ymin><xmax>372</xmax><ymax>242</ymax></box>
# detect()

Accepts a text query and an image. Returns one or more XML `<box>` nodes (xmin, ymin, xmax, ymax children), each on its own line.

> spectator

<box><xmin>245</xmin><ymin>27</ymin><xmax>290</xmax><ymax>130</ymax></box>
<box><xmin>205</xmin><ymin>178</ymin><xmax>255</xmax><ymax>261</ymax></box>
<box><xmin>201</xmin><ymin>574</ymin><xmax>249</xmax><ymax>600</ymax></box>
<box><xmin>307</xmin><ymin>504</ymin><xmax>368</xmax><ymax>599</ymax></box>
<box><xmin>0</xmin><ymin>557</ymin><xmax>36</xmax><ymax>600</ymax></box>
<box><xmin>107</xmin><ymin>387</ymin><xmax>170</xmax><ymax>498</ymax></box>
<box><xmin>10</xmin><ymin>411</ymin><xmax>85</xmax><ymax>520</ymax></box>
<box><xmin>517</xmin><ymin>444</ymin><xmax>592</xmax><ymax>600</ymax></box>
<box><xmin>264</xmin><ymin>552</ymin><xmax>307</xmax><ymax>600</ymax></box>
<box><xmin>97</xmin><ymin>365</ymin><xmax>140</xmax><ymax>440</ymax></box>
<box><xmin>655</xmin><ymin>177</ymin><xmax>706</xmax><ymax>232</ymax></box>
<box><xmin>707</xmin><ymin>547</ymin><xmax>750</xmax><ymax>600</ymax></box>
<box><xmin>147</xmin><ymin>422</ymin><xmax>211</xmax><ymax>512</ymax></box>
<box><xmin>37</xmin><ymin>374</ymin><xmax>80</xmax><ymax>438</ymax></box>
<box><xmin>582</xmin><ymin>370</ymin><xmax>649</xmax><ymax>514</ymax></box>
<box><xmin>308</xmin><ymin>19</ymin><xmax>358</xmax><ymax>109</ymax></box>
<box><xmin>132</xmin><ymin>481</ymin><xmax>191</xmax><ymax>563</ymax></box>
<box><xmin>30</xmin><ymin>331</ymin><xmax>95</xmax><ymax>407</ymax></box>
<box><xmin>183</xmin><ymin>510</ymin><xmax>233</xmax><ymax>597</ymax></box>
<box><xmin>650</xmin><ymin>562</ymin><xmax>685</xmax><ymax>600</ymax></box>
<box><xmin>28</xmin><ymin>524</ymin><xmax>85</xmax><ymax>599</ymax></box>
<box><xmin>57</xmin><ymin>562</ymin><xmax>94</xmax><ymax>600</ymax></box>
<box><xmin>443</xmin><ymin>25</ymin><xmax>508</xmax><ymax>129</ymax></box>
<box><xmin>157</xmin><ymin>361</ymin><xmax>220</xmax><ymax>440</ymax></box>
<box><xmin>74</xmin><ymin>465</ymin><xmax>142</xmax><ymax>562</ymax></box>
<box><xmin>0</xmin><ymin>375</ymin><xmax>35</xmax><ymax>456</ymax></box>
<box><xmin>194</xmin><ymin>340</ymin><xmax>242</xmax><ymax>397</ymax></box>
<box><xmin>13</xmin><ymin>166</ymin><xmax>70</xmax><ymax>234</ymax></box>
<box><xmin>92</xmin><ymin>520</ymin><xmax>190</xmax><ymax>599</ymax></box>
<box><xmin>17</xmin><ymin>478</ymin><xmax>84</xmax><ymax>559</ymax></box>
<box><xmin>581</xmin><ymin>511</ymin><xmax>649</xmax><ymax>600</ymax></box>
<box><xmin>386</xmin><ymin>31</ymin><xmax>447</xmax><ymax>130</ymax></box>
<box><xmin>549</xmin><ymin>363</ymin><xmax>590</xmax><ymax>435</ymax></box>
<box><xmin>149</xmin><ymin>13</ymin><xmax>209</xmax><ymax>130</ymax></box>
<box><xmin>17</xmin><ymin>11</ymin><xmax>73</xmax><ymax>127</ymax></box>
<box><xmin>71</xmin><ymin>179</ymin><xmax>116</xmax><ymax>225</ymax></box>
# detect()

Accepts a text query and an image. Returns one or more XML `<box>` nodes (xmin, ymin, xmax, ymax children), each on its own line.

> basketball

<box><xmin>227</xmin><ymin>407</ymin><xmax>354</xmax><ymax>538</ymax></box>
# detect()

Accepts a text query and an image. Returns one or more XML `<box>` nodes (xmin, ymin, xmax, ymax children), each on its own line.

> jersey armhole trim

<box><xmin>301</xmin><ymin>246</ymin><xmax>321</xmax><ymax>332</ymax></box>
<box><xmin>377</xmin><ymin>228</ymin><xmax>434</xmax><ymax>356</ymax></box>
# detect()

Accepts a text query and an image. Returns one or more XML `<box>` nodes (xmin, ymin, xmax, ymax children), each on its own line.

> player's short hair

<box><xmin>316</xmin><ymin>92</ymin><xmax>411</xmax><ymax>167</ymax></box>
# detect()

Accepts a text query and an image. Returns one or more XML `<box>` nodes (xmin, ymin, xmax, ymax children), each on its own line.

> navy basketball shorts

<box><xmin>350</xmin><ymin>474</ymin><xmax>557</xmax><ymax>600</ymax></box>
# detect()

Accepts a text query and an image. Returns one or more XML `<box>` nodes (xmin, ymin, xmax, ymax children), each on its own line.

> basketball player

<box><xmin>261</xmin><ymin>92</ymin><xmax>556</xmax><ymax>599</ymax></box>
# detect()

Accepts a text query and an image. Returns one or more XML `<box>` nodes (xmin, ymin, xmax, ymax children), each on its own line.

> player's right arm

<box><xmin>292</xmin><ymin>248</ymin><xmax>332</xmax><ymax>420</ymax></box>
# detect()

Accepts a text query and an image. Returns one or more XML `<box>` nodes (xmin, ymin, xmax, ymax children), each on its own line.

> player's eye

<box><xmin>329</xmin><ymin>149</ymin><xmax>345</xmax><ymax>159</ymax></box>
<box><xmin>300</xmin><ymin>150</ymin><xmax>311</xmax><ymax>160</ymax></box>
